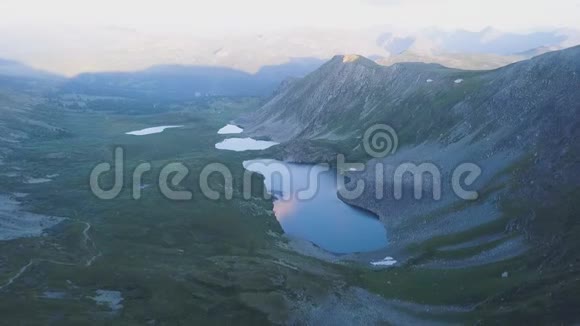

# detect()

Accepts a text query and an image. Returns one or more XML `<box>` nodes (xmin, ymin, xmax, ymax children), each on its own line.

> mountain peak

<box><xmin>341</xmin><ymin>54</ymin><xmax>363</xmax><ymax>63</ymax></box>
<box><xmin>330</xmin><ymin>54</ymin><xmax>378</xmax><ymax>68</ymax></box>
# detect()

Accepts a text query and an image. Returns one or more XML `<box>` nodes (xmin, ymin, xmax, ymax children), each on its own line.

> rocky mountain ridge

<box><xmin>238</xmin><ymin>46</ymin><xmax>580</xmax><ymax>316</ymax></box>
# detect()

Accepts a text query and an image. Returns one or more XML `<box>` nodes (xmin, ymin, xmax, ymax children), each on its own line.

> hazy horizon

<box><xmin>1</xmin><ymin>0</ymin><xmax>580</xmax><ymax>75</ymax></box>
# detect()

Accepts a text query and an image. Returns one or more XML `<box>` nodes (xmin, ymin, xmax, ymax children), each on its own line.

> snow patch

<box><xmin>371</xmin><ymin>256</ymin><xmax>397</xmax><ymax>267</ymax></box>
<box><xmin>91</xmin><ymin>290</ymin><xmax>124</xmax><ymax>312</ymax></box>
<box><xmin>25</xmin><ymin>173</ymin><xmax>59</xmax><ymax>184</ymax></box>
<box><xmin>0</xmin><ymin>195</ymin><xmax>65</xmax><ymax>241</ymax></box>
<box><xmin>218</xmin><ymin>124</ymin><xmax>244</xmax><ymax>134</ymax></box>
<box><xmin>126</xmin><ymin>125</ymin><xmax>183</xmax><ymax>136</ymax></box>
<box><xmin>25</xmin><ymin>178</ymin><xmax>52</xmax><ymax>184</ymax></box>
<box><xmin>215</xmin><ymin>138</ymin><xmax>279</xmax><ymax>152</ymax></box>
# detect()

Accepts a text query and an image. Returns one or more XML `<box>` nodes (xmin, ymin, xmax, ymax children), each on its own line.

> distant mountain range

<box><xmin>372</xmin><ymin>27</ymin><xmax>580</xmax><ymax>70</ymax></box>
<box><xmin>376</xmin><ymin>50</ymin><xmax>524</xmax><ymax>70</ymax></box>
<box><xmin>0</xmin><ymin>58</ymin><xmax>62</xmax><ymax>80</ymax></box>
<box><xmin>1</xmin><ymin>26</ymin><xmax>578</xmax><ymax>76</ymax></box>
<box><xmin>377</xmin><ymin>27</ymin><xmax>579</xmax><ymax>56</ymax></box>
<box><xmin>1</xmin><ymin>27</ymin><xmax>578</xmax><ymax>100</ymax></box>
<box><xmin>59</xmin><ymin>58</ymin><xmax>325</xmax><ymax>99</ymax></box>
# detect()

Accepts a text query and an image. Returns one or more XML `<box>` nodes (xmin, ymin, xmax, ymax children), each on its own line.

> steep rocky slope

<box><xmin>241</xmin><ymin>47</ymin><xmax>580</xmax><ymax>146</ymax></box>
<box><xmin>239</xmin><ymin>46</ymin><xmax>580</xmax><ymax>321</ymax></box>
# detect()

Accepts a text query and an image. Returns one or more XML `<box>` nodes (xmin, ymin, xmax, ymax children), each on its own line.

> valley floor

<box><xmin>0</xmin><ymin>96</ymin><xmax>577</xmax><ymax>324</ymax></box>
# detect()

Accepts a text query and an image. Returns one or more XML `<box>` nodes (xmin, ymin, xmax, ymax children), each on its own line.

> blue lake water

<box><xmin>243</xmin><ymin>159</ymin><xmax>388</xmax><ymax>254</ymax></box>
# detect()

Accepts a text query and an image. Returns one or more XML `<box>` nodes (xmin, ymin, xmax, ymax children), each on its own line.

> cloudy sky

<box><xmin>1</xmin><ymin>0</ymin><xmax>579</xmax><ymax>75</ymax></box>
<box><xmin>1</xmin><ymin>0</ymin><xmax>579</xmax><ymax>31</ymax></box>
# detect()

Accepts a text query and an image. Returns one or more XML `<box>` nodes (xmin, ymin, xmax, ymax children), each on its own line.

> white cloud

<box><xmin>0</xmin><ymin>0</ymin><xmax>579</xmax><ymax>75</ymax></box>
<box><xmin>0</xmin><ymin>0</ymin><xmax>579</xmax><ymax>31</ymax></box>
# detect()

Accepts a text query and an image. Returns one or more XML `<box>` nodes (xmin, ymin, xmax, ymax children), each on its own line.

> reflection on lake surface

<box><xmin>243</xmin><ymin>159</ymin><xmax>387</xmax><ymax>254</ymax></box>
<box><xmin>215</xmin><ymin>138</ymin><xmax>279</xmax><ymax>151</ymax></box>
